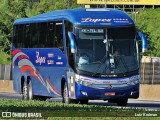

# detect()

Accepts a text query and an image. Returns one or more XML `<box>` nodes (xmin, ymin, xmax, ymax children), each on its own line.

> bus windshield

<box><xmin>75</xmin><ymin>26</ymin><xmax>139</xmax><ymax>75</ymax></box>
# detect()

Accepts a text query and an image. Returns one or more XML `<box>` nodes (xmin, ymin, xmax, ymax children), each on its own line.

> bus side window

<box><xmin>46</xmin><ymin>22</ymin><xmax>55</xmax><ymax>48</ymax></box>
<box><xmin>39</xmin><ymin>22</ymin><xmax>47</xmax><ymax>48</ymax></box>
<box><xmin>55</xmin><ymin>36</ymin><xmax>58</xmax><ymax>47</ymax></box>
<box><xmin>55</xmin><ymin>22</ymin><xmax>64</xmax><ymax>51</ymax></box>
<box><xmin>17</xmin><ymin>25</ymin><xmax>24</xmax><ymax>48</ymax></box>
<box><xmin>24</xmin><ymin>24</ymin><xmax>31</xmax><ymax>48</ymax></box>
<box><xmin>30</xmin><ymin>23</ymin><xmax>41</xmax><ymax>48</ymax></box>
<box><xmin>13</xmin><ymin>25</ymin><xmax>17</xmax><ymax>48</ymax></box>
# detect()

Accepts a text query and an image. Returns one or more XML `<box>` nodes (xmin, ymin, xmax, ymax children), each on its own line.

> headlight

<box><xmin>77</xmin><ymin>79</ymin><xmax>93</xmax><ymax>86</ymax></box>
<box><xmin>127</xmin><ymin>79</ymin><xmax>139</xmax><ymax>85</ymax></box>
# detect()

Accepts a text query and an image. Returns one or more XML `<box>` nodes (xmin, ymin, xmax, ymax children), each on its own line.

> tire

<box><xmin>28</xmin><ymin>80</ymin><xmax>49</xmax><ymax>101</ymax></box>
<box><xmin>62</xmin><ymin>83</ymin><xmax>72</xmax><ymax>104</ymax></box>
<box><xmin>22</xmin><ymin>81</ymin><xmax>28</xmax><ymax>100</ymax></box>
<box><xmin>117</xmin><ymin>99</ymin><xmax>128</xmax><ymax>106</ymax></box>
<box><xmin>27</xmin><ymin>80</ymin><xmax>35</xmax><ymax>100</ymax></box>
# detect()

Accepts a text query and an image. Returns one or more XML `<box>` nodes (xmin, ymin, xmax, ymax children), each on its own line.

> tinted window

<box><xmin>13</xmin><ymin>21</ymin><xmax>64</xmax><ymax>49</ymax></box>
<box><xmin>13</xmin><ymin>25</ymin><xmax>24</xmax><ymax>48</ymax></box>
<box><xmin>108</xmin><ymin>27</ymin><xmax>135</xmax><ymax>39</ymax></box>
<box><xmin>55</xmin><ymin>22</ymin><xmax>64</xmax><ymax>51</ymax></box>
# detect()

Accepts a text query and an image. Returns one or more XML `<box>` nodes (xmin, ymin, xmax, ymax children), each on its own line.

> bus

<box><xmin>12</xmin><ymin>8</ymin><xmax>147</xmax><ymax>106</ymax></box>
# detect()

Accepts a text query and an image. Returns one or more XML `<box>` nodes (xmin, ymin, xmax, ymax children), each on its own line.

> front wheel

<box><xmin>62</xmin><ymin>83</ymin><xmax>72</xmax><ymax>104</ymax></box>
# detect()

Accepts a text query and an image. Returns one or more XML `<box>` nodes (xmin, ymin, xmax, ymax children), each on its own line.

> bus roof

<box><xmin>14</xmin><ymin>8</ymin><xmax>134</xmax><ymax>26</ymax></box>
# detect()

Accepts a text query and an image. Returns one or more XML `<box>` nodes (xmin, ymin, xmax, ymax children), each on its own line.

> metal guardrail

<box><xmin>140</xmin><ymin>56</ymin><xmax>160</xmax><ymax>84</ymax></box>
<box><xmin>140</xmin><ymin>62</ymin><xmax>160</xmax><ymax>84</ymax></box>
<box><xmin>0</xmin><ymin>64</ymin><xmax>11</xmax><ymax>80</ymax></box>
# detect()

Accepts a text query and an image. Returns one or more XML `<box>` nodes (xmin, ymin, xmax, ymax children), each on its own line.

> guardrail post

<box><xmin>0</xmin><ymin>64</ymin><xmax>1</xmax><ymax>79</ymax></box>
<box><xmin>4</xmin><ymin>65</ymin><xmax>11</xmax><ymax>80</ymax></box>
<box><xmin>152</xmin><ymin>62</ymin><xmax>155</xmax><ymax>84</ymax></box>
<box><xmin>1</xmin><ymin>64</ymin><xmax>5</xmax><ymax>80</ymax></box>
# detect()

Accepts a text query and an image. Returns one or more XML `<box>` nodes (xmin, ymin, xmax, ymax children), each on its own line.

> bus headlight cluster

<box><xmin>127</xmin><ymin>79</ymin><xmax>139</xmax><ymax>85</ymax></box>
<box><xmin>77</xmin><ymin>79</ymin><xmax>93</xmax><ymax>87</ymax></box>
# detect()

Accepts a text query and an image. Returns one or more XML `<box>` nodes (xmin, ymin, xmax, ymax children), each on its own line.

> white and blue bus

<box><xmin>12</xmin><ymin>8</ymin><xmax>147</xmax><ymax>106</ymax></box>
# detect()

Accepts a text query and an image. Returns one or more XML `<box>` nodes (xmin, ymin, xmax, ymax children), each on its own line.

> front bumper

<box><xmin>75</xmin><ymin>82</ymin><xmax>139</xmax><ymax>100</ymax></box>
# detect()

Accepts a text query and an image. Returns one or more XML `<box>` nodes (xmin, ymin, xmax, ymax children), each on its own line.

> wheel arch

<box><xmin>27</xmin><ymin>76</ymin><xmax>31</xmax><ymax>84</ymax></box>
<box><xmin>21</xmin><ymin>76</ymin><xmax>25</xmax><ymax>93</ymax></box>
<box><xmin>61</xmin><ymin>77</ymin><xmax>67</xmax><ymax>97</ymax></box>
<box><xmin>21</xmin><ymin>75</ymin><xmax>31</xmax><ymax>93</ymax></box>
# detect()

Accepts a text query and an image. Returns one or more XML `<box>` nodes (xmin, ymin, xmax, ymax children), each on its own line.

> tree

<box><xmin>0</xmin><ymin>0</ymin><xmax>79</xmax><ymax>61</ymax></box>
<box><xmin>130</xmin><ymin>9</ymin><xmax>160</xmax><ymax>57</ymax></box>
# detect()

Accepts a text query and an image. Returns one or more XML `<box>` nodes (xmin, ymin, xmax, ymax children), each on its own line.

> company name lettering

<box><xmin>82</xmin><ymin>18</ymin><xmax>112</xmax><ymax>23</ymax></box>
<box><xmin>35</xmin><ymin>52</ymin><xmax>46</xmax><ymax>65</ymax></box>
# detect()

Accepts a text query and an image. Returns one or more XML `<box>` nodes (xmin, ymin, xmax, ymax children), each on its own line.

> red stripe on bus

<box><xmin>12</xmin><ymin>49</ymin><xmax>21</xmax><ymax>56</ymax></box>
<box><xmin>46</xmin><ymin>77</ymin><xmax>61</xmax><ymax>95</ymax></box>
<box><xmin>21</xmin><ymin>65</ymin><xmax>41</xmax><ymax>83</ymax></box>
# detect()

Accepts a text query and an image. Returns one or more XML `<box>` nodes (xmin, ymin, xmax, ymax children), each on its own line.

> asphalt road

<box><xmin>0</xmin><ymin>92</ymin><xmax>160</xmax><ymax>111</ymax></box>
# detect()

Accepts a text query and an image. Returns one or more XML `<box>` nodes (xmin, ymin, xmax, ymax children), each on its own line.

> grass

<box><xmin>0</xmin><ymin>99</ymin><xmax>159</xmax><ymax>119</ymax></box>
<box><xmin>47</xmin><ymin>117</ymin><xmax>160</xmax><ymax>120</ymax></box>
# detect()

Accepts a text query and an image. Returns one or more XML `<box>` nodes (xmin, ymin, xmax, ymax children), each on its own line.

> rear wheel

<box><xmin>27</xmin><ymin>80</ymin><xmax>36</xmax><ymax>100</ymax></box>
<box><xmin>22</xmin><ymin>82</ymin><xmax>28</xmax><ymax>100</ymax></box>
<box><xmin>28</xmin><ymin>80</ymin><xmax>49</xmax><ymax>101</ymax></box>
<box><xmin>117</xmin><ymin>99</ymin><xmax>128</xmax><ymax>106</ymax></box>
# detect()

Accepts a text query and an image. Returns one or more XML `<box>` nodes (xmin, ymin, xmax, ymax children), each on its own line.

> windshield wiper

<box><xmin>92</xmin><ymin>54</ymin><xmax>130</xmax><ymax>77</ymax></box>
<box><xmin>114</xmin><ymin>55</ymin><xmax>129</xmax><ymax>73</ymax></box>
<box><xmin>91</xmin><ymin>54</ymin><xmax>109</xmax><ymax>77</ymax></box>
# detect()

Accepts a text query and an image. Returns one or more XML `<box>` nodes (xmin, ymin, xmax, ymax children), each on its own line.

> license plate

<box><xmin>105</xmin><ymin>92</ymin><xmax>115</xmax><ymax>96</ymax></box>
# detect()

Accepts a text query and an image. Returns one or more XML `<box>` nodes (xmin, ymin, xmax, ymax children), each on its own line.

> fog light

<box><xmin>130</xmin><ymin>91</ymin><xmax>136</xmax><ymax>95</ymax></box>
<box><xmin>81</xmin><ymin>91</ymin><xmax>88</xmax><ymax>96</ymax></box>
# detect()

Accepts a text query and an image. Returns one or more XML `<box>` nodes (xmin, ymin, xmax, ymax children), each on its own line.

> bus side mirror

<box><xmin>68</xmin><ymin>32</ymin><xmax>76</xmax><ymax>53</ymax></box>
<box><xmin>138</xmin><ymin>32</ymin><xmax>148</xmax><ymax>53</ymax></box>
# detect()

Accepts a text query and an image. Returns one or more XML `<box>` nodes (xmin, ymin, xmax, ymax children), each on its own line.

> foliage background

<box><xmin>129</xmin><ymin>9</ymin><xmax>160</xmax><ymax>57</ymax></box>
<box><xmin>0</xmin><ymin>0</ymin><xmax>160</xmax><ymax>63</ymax></box>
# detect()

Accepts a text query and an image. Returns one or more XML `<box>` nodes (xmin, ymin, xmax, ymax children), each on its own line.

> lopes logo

<box><xmin>35</xmin><ymin>52</ymin><xmax>46</xmax><ymax>65</ymax></box>
<box><xmin>81</xmin><ymin>18</ymin><xmax>112</xmax><ymax>23</ymax></box>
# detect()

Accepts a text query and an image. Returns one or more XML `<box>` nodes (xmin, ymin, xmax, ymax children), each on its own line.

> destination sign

<box><xmin>81</xmin><ymin>28</ymin><xmax>104</xmax><ymax>33</ymax></box>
